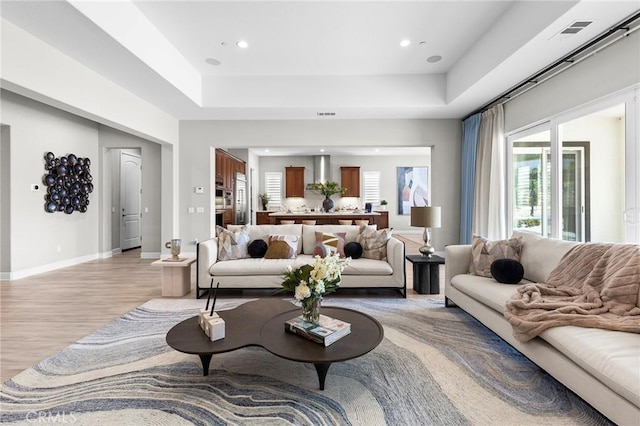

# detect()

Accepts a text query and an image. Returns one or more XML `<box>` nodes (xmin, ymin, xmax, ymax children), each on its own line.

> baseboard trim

<box><xmin>0</xmin><ymin>272</ymin><xmax>11</xmax><ymax>281</ymax></box>
<box><xmin>6</xmin><ymin>253</ymin><xmax>99</xmax><ymax>281</ymax></box>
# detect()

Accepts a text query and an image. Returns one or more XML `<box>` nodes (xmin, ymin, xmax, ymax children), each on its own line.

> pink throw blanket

<box><xmin>504</xmin><ymin>243</ymin><xmax>640</xmax><ymax>342</ymax></box>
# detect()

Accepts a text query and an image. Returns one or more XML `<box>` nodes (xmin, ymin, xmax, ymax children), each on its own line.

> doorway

<box><xmin>120</xmin><ymin>151</ymin><xmax>142</xmax><ymax>251</ymax></box>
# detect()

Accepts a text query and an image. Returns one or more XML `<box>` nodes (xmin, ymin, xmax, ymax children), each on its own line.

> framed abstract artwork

<box><xmin>397</xmin><ymin>166</ymin><xmax>429</xmax><ymax>215</ymax></box>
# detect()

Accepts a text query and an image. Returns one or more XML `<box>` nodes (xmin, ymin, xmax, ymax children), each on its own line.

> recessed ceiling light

<box><xmin>320</xmin><ymin>149</ymin><xmax>325</xmax><ymax>153</ymax></box>
<box><xmin>375</xmin><ymin>148</ymin><xmax>380</xmax><ymax>152</ymax></box>
<box><xmin>236</xmin><ymin>40</ymin><xmax>249</xmax><ymax>49</ymax></box>
<box><xmin>264</xmin><ymin>149</ymin><xmax>269</xmax><ymax>153</ymax></box>
<box><xmin>427</xmin><ymin>55</ymin><xmax>442</xmax><ymax>63</ymax></box>
<box><xmin>400</xmin><ymin>39</ymin><xmax>411</xmax><ymax>47</ymax></box>
<box><xmin>205</xmin><ymin>58</ymin><xmax>221</xmax><ymax>66</ymax></box>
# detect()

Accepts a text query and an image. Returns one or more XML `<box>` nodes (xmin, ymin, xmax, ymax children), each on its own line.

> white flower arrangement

<box><xmin>282</xmin><ymin>253</ymin><xmax>350</xmax><ymax>301</ymax></box>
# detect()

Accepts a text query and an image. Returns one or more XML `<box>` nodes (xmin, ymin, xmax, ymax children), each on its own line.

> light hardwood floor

<box><xmin>0</xmin><ymin>233</ymin><xmax>442</xmax><ymax>383</ymax></box>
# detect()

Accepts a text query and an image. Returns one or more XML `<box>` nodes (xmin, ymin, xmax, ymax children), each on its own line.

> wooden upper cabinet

<box><xmin>215</xmin><ymin>149</ymin><xmax>246</xmax><ymax>189</ymax></box>
<box><xmin>215</xmin><ymin>149</ymin><xmax>224</xmax><ymax>184</ymax></box>
<box><xmin>341</xmin><ymin>166</ymin><xmax>360</xmax><ymax>197</ymax></box>
<box><xmin>237</xmin><ymin>162</ymin><xmax>246</xmax><ymax>175</ymax></box>
<box><xmin>285</xmin><ymin>167</ymin><xmax>305</xmax><ymax>198</ymax></box>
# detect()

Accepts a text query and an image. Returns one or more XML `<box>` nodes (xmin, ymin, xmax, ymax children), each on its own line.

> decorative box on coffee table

<box><xmin>152</xmin><ymin>257</ymin><xmax>196</xmax><ymax>297</ymax></box>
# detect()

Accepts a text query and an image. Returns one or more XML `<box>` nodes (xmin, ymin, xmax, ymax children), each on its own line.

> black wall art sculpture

<box><xmin>42</xmin><ymin>152</ymin><xmax>93</xmax><ymax>214</ymax></box>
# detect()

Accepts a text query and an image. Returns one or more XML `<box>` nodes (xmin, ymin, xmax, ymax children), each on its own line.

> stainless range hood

<box><xmin>306</xmin><ymin>155</ymin><xmax>331</xmax><ymax>189</ymax></box>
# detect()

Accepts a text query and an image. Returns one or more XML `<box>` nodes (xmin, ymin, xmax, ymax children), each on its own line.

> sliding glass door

<box><xmin>511</xmin><ymin>129</ymin><xmax>551</xmax><ymax>237</ymax></box>
<box><xmin>508</xmin><ymin>92</ymin><xmax>636</xmax><ymax>243</ymax></box>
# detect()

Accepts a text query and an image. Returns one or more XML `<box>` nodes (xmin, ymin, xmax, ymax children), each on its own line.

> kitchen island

<box><xmin>256</xmin><ymin>211</ymin><xmax>388</xmax><ymax>228</ymax></box>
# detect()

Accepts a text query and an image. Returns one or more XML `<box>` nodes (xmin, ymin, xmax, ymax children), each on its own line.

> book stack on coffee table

<box><xmin>284</xmin><ymin>314</ymin><xmax>351</xmax><ymax>346</ymax></box>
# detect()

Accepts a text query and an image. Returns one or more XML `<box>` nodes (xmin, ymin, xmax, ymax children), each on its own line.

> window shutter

<box><xmin>363</xmin><ymin>171</ymin><xmax>380</xmax><ymax>204</ymax></box>
<box><xmin>265</xmin><ymin>172</ymin><xmax>282</xmax><ymax>206</ymax></box>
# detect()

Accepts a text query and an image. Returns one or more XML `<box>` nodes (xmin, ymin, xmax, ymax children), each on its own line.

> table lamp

<box><xmin>411</xmin><ymin>206</ymin><xmax>441</xmax><ymax>257</ymax></box>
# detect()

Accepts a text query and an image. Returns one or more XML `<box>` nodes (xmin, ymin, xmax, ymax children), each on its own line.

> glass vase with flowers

<box><xmin>281</xmin><ymin>253</ymin><xmax>350</xmax><ymax>323</ymax></box>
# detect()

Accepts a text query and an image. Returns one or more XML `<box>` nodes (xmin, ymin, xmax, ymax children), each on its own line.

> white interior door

<box><xmin>120</xmin><ymin>152</ymin><xmax>142</xmax><ymax>250</ymax></box>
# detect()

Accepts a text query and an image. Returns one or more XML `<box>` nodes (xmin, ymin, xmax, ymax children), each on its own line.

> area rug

<box><xmin>1</xmin><ymin>297</ymin><xmax>612</xmax><ymax>425</ymax></box>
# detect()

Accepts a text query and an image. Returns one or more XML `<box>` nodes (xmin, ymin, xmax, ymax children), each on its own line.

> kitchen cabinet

<box><xmin>285</xmin><ymin>167</ymin><xmax>305</xmax><ymax>198</ymax></box>
<box><xmin>375</xmin><ymin>211</ymin><xmax>389</xmax><ymax>229</ymax></box>
<box><xmin>340</xmin><ymin>167</ymin><xmax>360</xmax><ymax>197</ymax></box>
<box><xmin>215</xmin><ymin>152</ymin><xmax>224</xmax><ymax>185</ymax></box>
<box><xmin>215</xmin><ymin>149</ymin><xmax>245</xmax><ymax>190</ymax></box>
<box><xmin>223</xmin><ymin>208</ymin><xmax>233</xmax><ymax>226</ymax></box>
<box><xmin>215</xmin><ymin>149</ymin><xmax>246</xmax><ymax>227</ymax></box>
<box><xmin>256</xmin><ymin>211</ymin><xmax>276</xmax><ymax>225</ymax></box>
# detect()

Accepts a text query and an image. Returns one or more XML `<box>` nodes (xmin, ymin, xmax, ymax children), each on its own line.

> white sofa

<box><xmin>196</xmin><ymin>224</ymin><xmax>406</xmax><ymax>298</ymax></box>
<box><xmin>444</xmin><ymin>231</ymin><xmax>640</xmax><ymax>425</ymax></box>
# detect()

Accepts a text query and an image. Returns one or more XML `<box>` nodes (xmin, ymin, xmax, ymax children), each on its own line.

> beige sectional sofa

<box><xmin>444</xmin><ymin>230</ymin><xmax>640</xmax><ymax>425</ymax></box>
<box><xmin>196</xmin><ymin>224</ymin><xmax>406</xmax><ymax>298</ymax></box>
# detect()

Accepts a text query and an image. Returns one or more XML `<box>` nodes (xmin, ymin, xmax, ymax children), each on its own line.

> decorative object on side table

<box><xmin>309</xmin><ymin>181</ymin><xmax>347</xmax><ymax>212</ymax></box>
<box><xmin>281</xmin><ymin>253</ymin><xmax>350</xmax><ymax>323</ymax></box>
<box><xmin>380</xmin><ymin>199</ymin><xmax>388</xmax><ymax>210</ymax></box>
<box><xmin>411</xmin><ymin>206</ymin><xmax>441</xmax><ymax>257</ymax></box>
<box><xmin>259</xmin><ymin>193</ymin><xmax>270</xmax><ymax>211</ymax></box>
<box><xmin>164</xmin><ymin>238</ymin><xmax>183</xmax><ymax>261</ymax></box>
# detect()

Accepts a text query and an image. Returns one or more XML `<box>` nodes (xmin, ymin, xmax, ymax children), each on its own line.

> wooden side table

<box><xmin>152</xmin><ymin>257</ymin><xmax>196</xmax><ymax>297</ymax></box>
<box><xmin>405</xmin><ymin>254</ymin><xmax>445</xmax><ymax>294</ymax></box>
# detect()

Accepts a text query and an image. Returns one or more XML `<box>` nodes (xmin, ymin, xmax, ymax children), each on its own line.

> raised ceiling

<box><xmin>1</xmin><ymin>1</ymin><xmax>638</xmax><ymax>121</ymax></box>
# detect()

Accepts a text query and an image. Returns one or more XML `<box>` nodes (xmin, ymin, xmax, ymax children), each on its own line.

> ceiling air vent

<box><xmin>560</xmin><ymin>21</ymin><xmax>593</xmax><ymax>35</ymax></box>
<box><xmin>316</xmin><ymin>112</ymin><xmax>336</xmax><ymax>117</ymax></box>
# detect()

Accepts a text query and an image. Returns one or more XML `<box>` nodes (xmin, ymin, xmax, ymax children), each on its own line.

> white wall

<box><xmin>505</xmin><ymin>30</ymin><xmax>640</xmax><ymax>133</ymax></box>
<box><xmin>0</xmin><ymin>90</ymin><xmax>166</xmax><ymax>278</ymax></box>
<box><xmin>0</xmin><ymin>126</ymin><xmax>10</xmax><ymax>275</ymax></box>
<box><xmin>179</xmin><ymin>119</ymin><xmax>461</xmax><ymax>250</ymax></box>
<box><xmin>1</xmin><ymin>18</ymin><xmax>179</xmax><ymax>146</ymax></box>
<box><xmin>1</xmin><ymin>90</ymin><xmax>100</xmax><ymax>274</ymax></box>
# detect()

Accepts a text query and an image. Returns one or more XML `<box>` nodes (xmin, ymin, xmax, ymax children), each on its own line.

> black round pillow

<box><xmin>490</xmin><ymin>258</ymin><xmax>524</xmax><ymax>284</ymax></box>
<box><xmin>248</xmin><ymin>239</ymin><xmax>268</xmax><ymax>258</ymax></box>
<box><xmin>344</xmin><ymin>241</ymin><xmax>363</xmax><ymax>259</ymax></box>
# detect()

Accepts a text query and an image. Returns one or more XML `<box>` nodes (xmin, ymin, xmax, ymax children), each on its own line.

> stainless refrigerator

<box><xmin>235</xmin><ymin>172</ymin><xmax>247</xmax><ymax>225</ymax></box>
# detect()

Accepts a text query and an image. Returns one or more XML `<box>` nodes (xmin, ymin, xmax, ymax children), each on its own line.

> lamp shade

<box><xmin>410</xmin><ymin>206</ymin><xmax>442</xmax><ymax>228</ymax></box>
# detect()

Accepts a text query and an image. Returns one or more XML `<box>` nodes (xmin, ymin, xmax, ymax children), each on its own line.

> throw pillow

<box><xmin>313</xmin><ymin>232</ymin><xmax>346</xmax><ymax>257</ymax></box>
<box><xmin>247</xmin><ymin>239</ymin><xmax>268</xmax><ymax>258</ymax></box>
<box><xmin>344</xmin><ymin>241</ymin><xmax>363</xmax><ymax>259</ymax></box>
<box><xmin>356</xmin><ymin>227</ymin><xmax>393</xmax><ymax>260</ymax></box>
<box><xmin>216</xmin><ymin>225</ymin><xmax>250</xmax><ymax>261</ymax></box>
<box><xmin>469</xmin><ymin>234</ymin><xmax>523</xmax><ymax>278</ymax></box>
<box><xmin>264</xmin><ymin>235</ymin><xmax>299</xmax><ymax>259</ymax></box>
<box><xmin>491</xmin><ymin>258</ymin><xmax>525</xmax><ymax>284</ymax></box>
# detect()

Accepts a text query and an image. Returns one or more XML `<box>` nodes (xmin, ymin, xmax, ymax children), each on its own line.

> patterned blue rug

<box><xmin>1</xmin><ymin>297</ymin><xmax>612</xmax><ymax>425</ymax></box>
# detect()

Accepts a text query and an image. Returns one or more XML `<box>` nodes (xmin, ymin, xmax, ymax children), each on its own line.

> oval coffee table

<box><xmin>166</xmin><ymin>299</ymin><xmax>384</xmax><ymax>390</ymax></box>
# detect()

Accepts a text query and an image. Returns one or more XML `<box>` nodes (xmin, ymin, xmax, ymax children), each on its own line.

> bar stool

<box><xmin>354</xmin><ymin>220</ymin><xmax>369</xmax><ymax>226</ymax></box>
<box><xmin>338</xmin><ymin>220</ymin><xmax>353</xmax><ymax>225</ymax></box>
<box><xmin>301</xmin><ymin>220</ymin><xmax>316</xmax><ymax>225</ymax></box>
<box><xmin>280</xmin><ymin>220</ymin><xmax>296</xmax><ymax>224</ymax></box>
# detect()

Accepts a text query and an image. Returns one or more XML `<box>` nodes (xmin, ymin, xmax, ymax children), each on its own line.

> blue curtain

<box><xmin>460</xmin><ymin>113</ymin><xmax>481</xmax><ymax>244</ymax></box>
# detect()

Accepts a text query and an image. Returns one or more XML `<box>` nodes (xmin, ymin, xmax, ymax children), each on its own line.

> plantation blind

<box><xmin>264</xmin><ymin>172</ymin><xmax>282</xmax><ymax>206</ymax></box>
<box><xmin>363</xmin><ymin>171</ymin><xmax>381</xmax><ymax>204</ymax></box>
